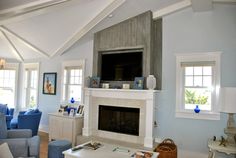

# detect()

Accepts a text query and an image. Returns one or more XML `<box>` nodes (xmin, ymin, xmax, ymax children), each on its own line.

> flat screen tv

<box><xmin>101</xmin><ymin>51</ymin><xmax>142</xmax><ymax>81</ymax></box>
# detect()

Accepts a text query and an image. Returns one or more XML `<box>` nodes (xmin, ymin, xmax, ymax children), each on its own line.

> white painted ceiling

<box><xmin>0</xmin><ymin>0</ymin><xmax>234</xmax><ymax>61</ymax></box>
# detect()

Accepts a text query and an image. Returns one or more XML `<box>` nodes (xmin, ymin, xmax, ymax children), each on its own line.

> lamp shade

<box><xmin>221</xmin><ymin>87</ymin><xmax>236</xmax><ymax>113</ymax></box>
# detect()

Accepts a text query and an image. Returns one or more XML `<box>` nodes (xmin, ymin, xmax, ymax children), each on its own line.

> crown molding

<box><xmin>153</xmin><ymin>0</ymin><xmax>191</xmax><ymax>19</ymax></box>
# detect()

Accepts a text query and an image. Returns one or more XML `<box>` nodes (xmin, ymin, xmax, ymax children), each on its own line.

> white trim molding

<box><xmin>61</xmin><ymin>59</ymin><xmax>86</xmax><ymax>103</ymax></box>
<box><xmin>153</xmin><ymin>0</ymin><xmax>191</xmax><ymax>19</ymax></box>
<box><xmin>175</xmin><ymin>52</ymin><xmax>222</xmax><ymax>120</ymax></box>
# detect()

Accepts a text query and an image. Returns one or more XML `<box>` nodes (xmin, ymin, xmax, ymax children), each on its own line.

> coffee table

<box><xmin>63</xmin><ymin>141</ymin><xmax>159</xmax><ymax>158</ymax></box>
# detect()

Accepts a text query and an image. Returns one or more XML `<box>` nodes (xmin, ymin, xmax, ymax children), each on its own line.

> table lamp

<box><xmin>221</xmin><ymin>87</ymin><xmax>236</xmax><ymax>146</ymax></box>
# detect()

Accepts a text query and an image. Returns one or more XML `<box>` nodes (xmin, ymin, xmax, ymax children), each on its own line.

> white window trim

<box><xmin>175</xmin><ymin>52</ymin><xmax>221</xmax><ymax>120</ymax></box>
<box><xmin>23</xmin><ymin>63</ymin><xmax>40</xmax><ymax>109</ymax></box>
<box><xmin>61</xmin><ymin>59</ymin><xmax>86</xmax><ymax>104</ymax></box>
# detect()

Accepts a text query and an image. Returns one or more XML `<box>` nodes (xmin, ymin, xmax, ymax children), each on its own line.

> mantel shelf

<box><xmin>84</xmin><ymin>87</ymin><xmax>160</xmax><ymax>93</ymax></box>
<box><xmin>84</xmin><ymin>88</ymin><xmax>160</xmax><ymax>100</ymax></box>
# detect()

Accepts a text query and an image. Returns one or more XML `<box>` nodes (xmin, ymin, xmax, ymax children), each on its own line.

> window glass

<box><xmin>24</xmin><ymin>67</ymin><xmax>38</xmax><ymax>109</ymax></box>
<box><xmin>63</xmin><ymin>67</ymin><xmax>83</xmax><ymax>102</ymax></box>
<box><xmin>0</xmin><ymin>70</ymin><xmax>16</xmax><ymax>108</ymax></box>
<box><xmin>184</xmin><ymin>66</ymin><xmax>213</xmax><ymax>111</ymax></box>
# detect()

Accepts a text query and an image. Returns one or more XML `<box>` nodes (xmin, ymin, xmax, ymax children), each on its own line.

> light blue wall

<box><xmin>35</xmin><ymin>3</ymin><xmax>236</xmax><ymax>157</ymax></box>
<box><xmin>157</xmin><ymin>4</ymin><xmax>236</xmax><ymax>157</ymax></box>
<box><xmin>37</xmin><ymin>38</ymin><xmax>93</xmax><ymax>130</ymax></box>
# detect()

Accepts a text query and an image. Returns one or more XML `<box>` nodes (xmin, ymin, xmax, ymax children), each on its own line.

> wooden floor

<box><xmin>39</xmin><ymin>131</ymin><xmax>49</xmax><ymax>158</ymax></box>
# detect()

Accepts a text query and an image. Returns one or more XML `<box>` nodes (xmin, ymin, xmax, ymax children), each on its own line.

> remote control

<box><xmin>71</xmin><ymin>146</ymin><xmax>83</xmax><ymax>151</ymax></box>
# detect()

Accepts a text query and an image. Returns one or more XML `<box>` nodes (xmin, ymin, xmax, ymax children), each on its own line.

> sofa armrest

<box><xmin>7</xmin><ymin>129</ymin><xmax>32</xmax><ymax>138</ymax></box>
<box><xmin>28</xmin><ymin>136</ymin><xmax>40</xmax><ymax>158</ymax></box>
<box><xmin>0</xmin><ymin>138</ymin><xmax>28</xmax><ymax>157</ymax></box>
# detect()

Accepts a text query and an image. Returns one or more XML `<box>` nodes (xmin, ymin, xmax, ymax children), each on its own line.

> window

<box><xmin>176</xmin><ymin>52</ymin><xmax>221</xmax><ymax>120</ymax></box>
<box><xmin>61</xmin><ymin>60</ymin><xmax>85</xmax><ymax>103</ymax></box>
<box><xmin>0</xmin><ymin>63</ymin><xmax>18</xmax><ymax>108</ymax></box>
<box><xmin>23</xmin><ymin>63</ymin><xmax>39</xmax><ymax>109</ymax></box>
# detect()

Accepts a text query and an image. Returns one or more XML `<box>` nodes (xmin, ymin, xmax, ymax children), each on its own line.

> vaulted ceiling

<box><xmin>0</xmin><ymin>0</ymin><xmax>235</xmax><ymax>62</ymax></box>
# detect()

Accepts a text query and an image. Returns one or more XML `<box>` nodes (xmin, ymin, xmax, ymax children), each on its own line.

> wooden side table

<box><xmin>208</xmin><ymin>139</ymin><xmax>236</xmax><ymax>158</ymax></box>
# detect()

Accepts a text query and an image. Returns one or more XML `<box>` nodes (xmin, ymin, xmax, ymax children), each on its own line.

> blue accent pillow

<box><xmin>24</xmin><ymin>109</ymin><xmax>39</xmax><ymax>115</ymax></box>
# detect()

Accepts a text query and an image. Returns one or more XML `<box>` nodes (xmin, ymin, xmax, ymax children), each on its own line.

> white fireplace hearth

<box><xmin>82</xmin><ymin>88</ymin><xmax>159</xmax><ymax>148</ymax></box>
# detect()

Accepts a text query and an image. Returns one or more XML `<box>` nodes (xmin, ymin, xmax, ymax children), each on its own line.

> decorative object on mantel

<box><xmin>0</xmin><ymin>58</ymin><xmax>6</xmax><ymax>69</ymax></box>
<box><xmin>122</xmin><ymin>84</ymin><xmax>130</xmax><ymax>89</ymax></box>
<box><xmin>146</xmin><ymin>75</ymin><xmax>156</xmax><ymax>90</ymax></box>
<box><xmin>133</xmin><ymin>77</ymin><xmax>144</xmax><ymax>89</ymax></box>
<box><xmin>221</xmin><ymin>87</ymin><xmax>236</xmax><ymax>146</ymax></box>
<box><xmin>194</xmin><ymin>105</ymin><xmax>200</xmax><ymax>113</ymax></box>
<box><xmin>102</xmin><ymin>83</ymin><xmax>109</xmax><ymax>89</ymax></box>
<box><xmin>90</xmin><ymin>76</ymin><xmax>100</xmax><ymax>88</ymax></box>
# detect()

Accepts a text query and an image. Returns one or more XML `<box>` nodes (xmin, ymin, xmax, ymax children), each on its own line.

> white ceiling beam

<box><xmin>0</xmin><ymin>0</ymin><xmax>70</xmax><ymax>15</ymax></box>
<box><xmin>52</xmin><ymin>0</ymin><xmax>126</xmax><ymax>57</ymax></box>
<box><xmin>1</xmin><ymin>30</ymin><xmax>24</xmax><ymax>61</ymax></box>
<box><xmin>191</xmin><ymin>0</ymin><xmax>213</xmax><ymax>12</ymax></box>
<box><xmin>0</xmin><ymin>26</ymin><xmax>50</xmax><ymax>58</ymax></box>
<box><xmin>0</xmin><ymin>0</ymin><xmax>80</xmax><ymax>25</ymax></box>
<box><xmin>153</xmin><ymin>0</ymin><xmax>191</xmax><ymax>19</ymax></box>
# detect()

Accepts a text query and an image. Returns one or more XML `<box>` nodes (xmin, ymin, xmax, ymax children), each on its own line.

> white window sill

<box><xmin>176</xmin><ymin>111</ymin><xmax>220</xmax><ymax>120</ymax></box>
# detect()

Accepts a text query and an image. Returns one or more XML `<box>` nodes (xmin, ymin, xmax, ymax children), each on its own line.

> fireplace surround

<box><xmin>83</xmin><ymin>88</ymin><xmax>159</xmax><ymax>148</ymax></box>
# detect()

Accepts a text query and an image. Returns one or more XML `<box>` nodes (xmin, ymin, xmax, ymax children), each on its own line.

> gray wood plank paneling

<box><xmin>93</xmin><ymin>11</ymin><xmax>162</xmax><ymax>89</ymax></box>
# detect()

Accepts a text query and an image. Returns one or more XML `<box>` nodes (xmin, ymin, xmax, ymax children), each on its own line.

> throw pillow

<box><xmin>24</xmin><ymin>109</ymin><xmax>39</xmax><ymax>115</ymax></box>
<box><xmin>0</xmin><ymin>143</ymin><xmax>13</xmax><ymax>158</ymax></box>
<box><xmin>0</xmin><ymin>113</ymin><xmax>7</xmax><ymax>139</ymax></box>
<box><xmin>0</xmin><ymin>104</ymin><xmax>7</xmax><ymax>114</ymax></box>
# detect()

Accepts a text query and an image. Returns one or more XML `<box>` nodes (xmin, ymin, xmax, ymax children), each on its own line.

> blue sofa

<box><xmin>0</xmin><ymin>104</ymin><xmax>14</xmax><ymax>129</ymax></box>
<box><xmin>0</xmin><ymin>113</ymin><xmax>40</xmax><ymax>158</ymax></box>
<box><xmin>10</xmin><ymin>109</ymin><xmax>42</xmax><ymax>136</ymax></box>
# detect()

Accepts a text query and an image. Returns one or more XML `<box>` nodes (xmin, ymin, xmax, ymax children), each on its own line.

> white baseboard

<box><xmin>39</xmin><ymin>124</ymin><xmax>49</xmax><ymax>133</ymax></box>
<box><xmin>178</xmin><ymin>149</ymin><xmax>208</xmax><ymax>158</ymax></box>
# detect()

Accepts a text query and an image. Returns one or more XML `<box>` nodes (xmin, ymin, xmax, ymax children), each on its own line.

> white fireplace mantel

<box><xmin>82</xmin><ymin>88</ymin><xmax>159</xmax><ymax>148</ymax></box>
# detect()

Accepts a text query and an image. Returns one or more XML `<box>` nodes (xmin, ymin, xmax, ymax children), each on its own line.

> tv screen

<box><xmin>101</xmin><ymin>52</ymin><xmax>142</xmax><ymax>81</ymax></box>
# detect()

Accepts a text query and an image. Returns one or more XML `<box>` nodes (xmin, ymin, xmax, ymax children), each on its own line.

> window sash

<box><xmin>63</xmin><ymin>67</ymin><xmax>83</xmax><ymax>102</ymax></box>
<box><xmin>182</xmin><ymin>65</ymin><xmax>214</xmax><ymax>111</ymax></box>
<box><xmin>0</xmin><ymin>65</ymin><xmax>18</xmax><ymax>108</ymax></box>
<box><xmin>24</xmin><ymin>68</ymin><xmax>38</xmax><ymax>108</ymax></box>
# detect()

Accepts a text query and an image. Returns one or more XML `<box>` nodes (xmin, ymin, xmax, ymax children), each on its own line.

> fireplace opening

<box><xmin>98</xmin><ymin>105</ymin><xmax>140</xmax><ymax>136</ymax></box>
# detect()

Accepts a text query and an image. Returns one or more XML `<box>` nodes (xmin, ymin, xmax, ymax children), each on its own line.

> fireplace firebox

<box><xmin>98</xmin><ymin>105</ymin><xmax>140</xmax><ymax>136</ymax></box>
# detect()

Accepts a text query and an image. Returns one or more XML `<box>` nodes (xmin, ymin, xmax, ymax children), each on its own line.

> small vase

<box><xmin>146</xmin><ymin>75</ymin><xmax>156</xmax><ymax>90</ymax></box>
<box><xmin>70</xmin><ymin>97</ymin><xmax>75</xmax><ymax>104</ymax></box>
<box><xmin>194</xmin><ymin>105</ymin><xmax>200</xmax><ymax>113</ymax></box>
